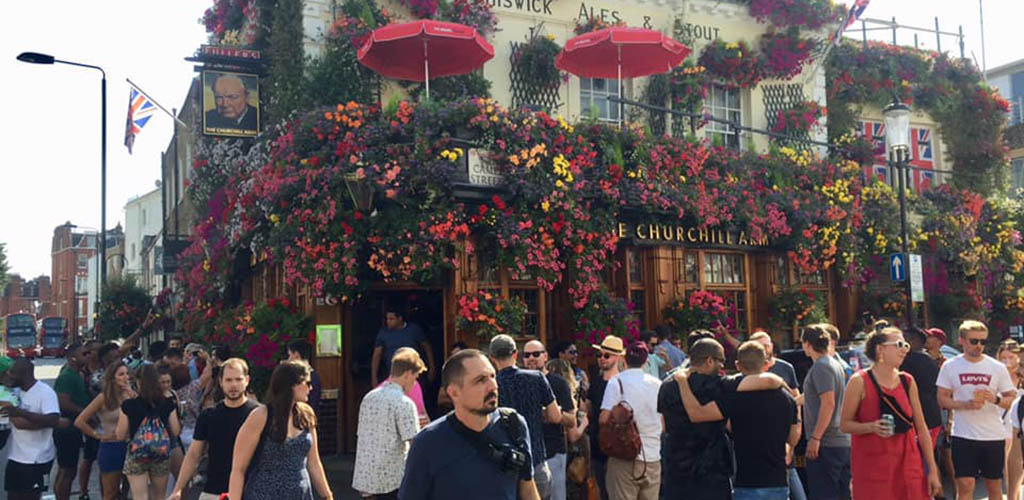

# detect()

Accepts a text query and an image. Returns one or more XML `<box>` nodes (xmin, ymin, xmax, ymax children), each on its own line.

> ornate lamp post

<box><xmin>883</xmin><ymin>97</ymin><xmax>914</xmax><ymax>328</ymax></box>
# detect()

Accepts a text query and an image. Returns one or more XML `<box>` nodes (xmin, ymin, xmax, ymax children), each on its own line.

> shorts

<box><xmin>951</xmin><ymin>436</ymin><xmax>1004</xmax><ymax>479</ymax></box>
<box><xmin>98</xmin><ymin>441</ymin><xmax>128</xmax><ymax>473</ymax></box>
<box><xmin>83</xmin><ymin>435</ymin><xmax>100</xmax><ymax>461</ymax></box>
<box><xmin>5</xmin><ymin>460</ymin><xmax>53</xmax><ymax>493</ymax></box>
<box><xmin>123</xmin><ymin>453</ymin><xmax>170</xmax><ymax>477</ymax></box>
<box><xmin>53</xmin><ymin>426</ymin><xmax>84</xmax><ymax>468</ymax></box>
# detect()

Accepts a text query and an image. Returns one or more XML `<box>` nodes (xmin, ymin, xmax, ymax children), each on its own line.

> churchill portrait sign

<box><xmin>202</xmin><ymin>70</ymin><xmax>260</xmax><ymax>137</ymax></box>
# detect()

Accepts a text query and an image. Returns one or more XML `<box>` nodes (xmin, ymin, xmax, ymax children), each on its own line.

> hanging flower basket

<box><xmin>749</xmin><ymin>0</ymin><xmax>844</xmax><ymax>31</ymax></box>
<box><xmin>760</xmin><ymin>30</ymin><xmax>817</xmax><ymax>80</ymax></box>
<box><xmin>698</xmin><ymin>40</ymin><xmax>764</xmax><ymax>89</ymax></box>
<box><xmin>456</xmin><ymin>290</ymin><xmax>528</xmax><ymax>341</ymax></box>
<box><xmin>513</xmin><ymin>33</ymin><xmax>564</xmax><ymax>90</ymax></box>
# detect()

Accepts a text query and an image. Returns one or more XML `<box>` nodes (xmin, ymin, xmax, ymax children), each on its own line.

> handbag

<box><xmin>866</xmin><ymin>370</ymin><xmax>914</xmax><ymax>434</ymax></box>
<box><xmin>567</xmin><ymin>455</ymin><xmax>588</xmax><ymax>484</ymax></box>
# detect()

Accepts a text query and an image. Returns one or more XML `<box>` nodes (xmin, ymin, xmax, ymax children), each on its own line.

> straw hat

<box><xmin>592</xmin><ymin>335</ymin><xmax>626</xmax><ymax>356</ymax></box>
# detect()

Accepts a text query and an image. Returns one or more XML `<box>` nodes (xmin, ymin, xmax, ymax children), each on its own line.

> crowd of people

<box><xmin>0</xmin><ymin>313</ymin><xmax>334</xmax><ymax>500</ymax></box>
<box><xmin>354</xmin><ymin>315</ymin><xmax>1024</xmax><ymax>500</ymax></box>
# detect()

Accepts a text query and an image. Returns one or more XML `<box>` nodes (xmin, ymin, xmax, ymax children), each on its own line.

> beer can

<box><xmin>881</xmin><ymin>414</ymin><xmax>894</xmax><ymax>436</ymax></box>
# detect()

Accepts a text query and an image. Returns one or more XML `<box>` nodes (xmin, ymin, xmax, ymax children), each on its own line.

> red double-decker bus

<box><xmin>1</xmin><ymin>313</ymin><xmax>40</xmax><ymax>358</ymax></box>
<box><xmin>38</xmin><ymin>316</ymin><xmax>69</xmax><ymax>357</ymax></box>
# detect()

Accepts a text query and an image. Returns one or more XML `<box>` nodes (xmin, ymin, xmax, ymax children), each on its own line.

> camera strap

<box><xmin>446</xmin><ymin>408</ymin><xmax>530</xmax><ymax>477</ymax></box>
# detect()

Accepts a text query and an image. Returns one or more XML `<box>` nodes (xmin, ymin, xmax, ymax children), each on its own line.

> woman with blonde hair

<box><xmin>75</xmin><ymin>362</ymin><xmax>135</xmax><ymax>500</ymax></box>
<box><xmin>547</xmin><ymin>358</ymin><xmax>591</xmax><ymax>500</ymax></box>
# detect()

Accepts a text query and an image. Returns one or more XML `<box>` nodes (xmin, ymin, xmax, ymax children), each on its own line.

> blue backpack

<box><xmin>128</xmin><ymin>414</ymin><xmax>171</xmax><ymax>463</ymax></box>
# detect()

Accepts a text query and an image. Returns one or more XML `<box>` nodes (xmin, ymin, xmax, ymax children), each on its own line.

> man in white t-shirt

<box><xmin>937</xmin><ymin>320</ymin><xmax>1017</xmax><ymax>500</ymax></box>
<box><xmin>2</xmin><ymin>358</ymin><xmax>60</xmax><ymax>500</ymax></box>
<box><xmin>600</xmin><ymin>341</ymin><xmax>662</xmax><ymax>500</ymax></box>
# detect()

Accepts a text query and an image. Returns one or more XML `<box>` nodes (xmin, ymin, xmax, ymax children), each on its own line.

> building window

<box><xmin>580</xmin><ymin>78</ymin><xmax>621</xmax><ymax>122</ymax></box>
<box><xmin>704</xmin><ymin>85</ymin><xmax>741</xmax><ymax>150</ymax></box>
<box><xmin>675</xmin><ymin>251</ymin><xmax>698</xmax><ymax>284</ymax></box>
<box><xmin>510</xmin><ymin>288</ymin><xmax>539</xmax><ymax>337</ymax></box>
<box><xmin>77</xmin><ymin>254</ymin><xmax>88</xmax><ymax>270</ymax></box>
<box><xmin>625</xmin><ymin>248</ymin><xmax>647</xmax><ymax>329</ymax></box>
<box><xmin>1013</xmin><ymin>158</ymin><xmax>1024</xmax><ymax>194</ymax></box>
<box><xmin>704</xmin><ymin>253</ymin><xmax>745</xmax><ymax>284</ymax></box>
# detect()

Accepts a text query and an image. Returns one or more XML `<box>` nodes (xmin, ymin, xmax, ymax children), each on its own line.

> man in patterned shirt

<box><xmin>353</xmin><ymin>348</ymin><xmax>427</xmax><ymax>499</ymax></box>
<box><xmin>490</xmin><ymin>334</ymin><xmax>560</xmax><ymax>499</ymax></box>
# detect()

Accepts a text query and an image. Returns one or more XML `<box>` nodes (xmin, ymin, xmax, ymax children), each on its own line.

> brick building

<box><xmin>0</xmin><ymin>274</ymin><xmax>51</xmax><ymax>317</ymax></box>
<box><xmin>51</xmin><ymin>222</ymin><xmax>96</xmax><ymax>337</ymax></box>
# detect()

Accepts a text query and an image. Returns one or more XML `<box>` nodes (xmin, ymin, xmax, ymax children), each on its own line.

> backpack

<box><xmin>128</xmin><ymin>413</ymin><xmax>171</xmax><ymax>463</ymax></box>
<box><xmin>598</xmin><ymin>378</ymin><xmax>643</xmax><ymax>461</ymax></box>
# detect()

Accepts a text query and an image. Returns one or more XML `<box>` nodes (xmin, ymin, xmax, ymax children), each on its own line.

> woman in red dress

<box><xmin>840</xmin><ymin>327</ymin><xmax>943</xmax><ymax>499</ymax></box>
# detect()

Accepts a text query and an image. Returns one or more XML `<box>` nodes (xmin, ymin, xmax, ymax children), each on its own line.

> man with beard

<box><xmin>400</xmin><ymin>349</ymin><xmax>541</xmax><ymax>500</ymax></box>
<box><xmin>522</xmin><ymin>340</ymin><xmax>575</xmax><ymax>500</ymax></box>
<box><xmin>168</xmin><ymin>358</ymin><xmax>258</xmax><ymax>500</ymax></box>
<box><xmin>588</xmin><ymin>336</ymin><xmax>624</xmax><ymax>500</ymax></box>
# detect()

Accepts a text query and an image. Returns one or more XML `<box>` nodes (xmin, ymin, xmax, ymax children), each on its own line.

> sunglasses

<box><xmin>523</xmin><ymin>351</ymin><xmax>545</xmax><ymax>359</ymax></box>
<box><xmin>883</xmin><ymin>340</ymin><xmax>911</xmax><ymax>350</ymax></box>
<box><xmin>601</xmin><ymin>353</ymin><xmax>617</xmax><ymax>359</ymax></box>
<box><xmin>968</xmin><ymin>338</ymin><xmax>987</xmax><ymax>346</ymax></box>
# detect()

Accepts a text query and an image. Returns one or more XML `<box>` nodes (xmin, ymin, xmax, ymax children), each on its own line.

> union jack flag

<box><xmin>124</xmin><ymin>87</ymin><xmax>156</xmax><ymax>154</ymax></box>
<box><xmin>834</xmin><ymin>0</ymin><xmax>872</xmax><ymax>45</ymax></box>
<box><xmin>915</xmin><ymin>128</ymin><xmax>932</xmax><ymax>162</ymax></box>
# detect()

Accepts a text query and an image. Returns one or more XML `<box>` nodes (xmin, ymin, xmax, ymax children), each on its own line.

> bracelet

<box><xmin>809</xmin><ymin>436</ymin><xmax>821</xmax><ymax>441</ymax></box>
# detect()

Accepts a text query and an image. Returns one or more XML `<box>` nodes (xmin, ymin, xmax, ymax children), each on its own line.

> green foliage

<box><xmin>404</xmin><ymin>72</ymin><xmax>492</xmax><ymax>103</ymax></box>
<box><xmin>305</xmin><ymin>36</ymin><xmax>379</xmax><ymax>108</ymax></box>
<box><xmin>96</xmin><ymin>277</ymin><xmax>151</xmax><ymax>342</ymax></box>
<box><xmin>264</xmin><ymin>0</ymin><xmax>306</xmax><ymax>126</ymax></box>
<box><xmin>0</xmin><ymin>242</ymin><xmax>8</xmax><ymax>293</ymax></box>
<box><xmin>514</xmin><ymin>32</ymin><xmax>562</xmax><ymax>90</ymax></box>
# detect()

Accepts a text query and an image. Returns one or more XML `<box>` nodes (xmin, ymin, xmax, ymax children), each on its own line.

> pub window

<box><xmin>704</xmin><ymin>85</ymin><xmax>742</xmax><ymax>150</ymax></box>
<box><xmin>627</xmin><ymin>248</ymin><xmax>644</xmax><ymax>283</ymax></box>
<box><xmin>630</xmin><ymin>289</ymin><xmax>647</xmax><ymax>330</ymax></box>
<box><xmin>771</xmin><ymin>255</ymin><xmax>789</xmax><ymax>288</ymax></box>
<box><xmin>675</xmin><ymin>250</ymin><xmax>698</xmax><ymax>284</ymax></box>
<box><xmin>475</xmin><ymin>245</ymin><xmax>501</xmax><ymax>285</ymax></box>
<box><xmin>580</xmin><ymin>78</ymin><xmax>621</xmax><ymax>122</ymax></box>
<box><xmin>704</xmin><ymin>253</ymin><xmax>745</xmax><ymax>284</ymax></box>
<box><xmin>511</xmin><ymin>288</ymin><xmax>540</xmax><ymax>337</ymax></box>
<box><xmin>717</xmin><ymin>290</ymin><xmax>748</xmax><ymax>332</ymax></box>
<box><xmin>1013</xmin><ymin>158</ymin><xmax>1024</xmax><ymax>193</ymax></box>
<box><xmin>795</xmin><ymin>269</ymin><xmax>826</xmax><ymax>286</ymax></box>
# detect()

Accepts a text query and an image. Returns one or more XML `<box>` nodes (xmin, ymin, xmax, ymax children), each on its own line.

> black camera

<box><xmin>486</xmin><ymin>442</ymin><xmax>528</xmax><ymax>474</ymax></box>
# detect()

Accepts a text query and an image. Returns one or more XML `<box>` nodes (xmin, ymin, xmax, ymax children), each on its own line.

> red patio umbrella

<box><xmin>555</xmin><ymin>27</ymin><xmax>690</xmax><ymax>120</ymax></box>
<box><xmin>357</xmin><ymin>20</ymin><xmax>495</xmax><ymax>99</ymax></box>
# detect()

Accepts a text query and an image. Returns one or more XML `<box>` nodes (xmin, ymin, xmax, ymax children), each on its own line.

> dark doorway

<box><xmin>350</xmin><ymin>289</ymin><xmax>445</xmax><ymax>419</ymax></box>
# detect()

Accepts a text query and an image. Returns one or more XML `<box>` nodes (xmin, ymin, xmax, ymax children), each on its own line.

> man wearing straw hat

<box><xmin>588</xmin><ymin>335</ymin><xmax>625</xmax><ymax>500</ymax></box>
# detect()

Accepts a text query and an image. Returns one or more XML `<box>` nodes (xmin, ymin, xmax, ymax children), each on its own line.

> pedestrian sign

<box><xmin>890</xmin><ymin>254</ymin><xmax>905</xmax><ymax>282</ymax></box>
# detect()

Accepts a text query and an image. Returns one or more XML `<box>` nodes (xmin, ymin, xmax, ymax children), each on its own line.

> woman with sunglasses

<box><xmin>555</xmin><ymin>341</ymin><xmax>589</xmax><ymax>394</ymax></box>
<box><xmin>840</xmin><ymin>327</ymin><xmax>943</xmax><ymax>499</ymax></box>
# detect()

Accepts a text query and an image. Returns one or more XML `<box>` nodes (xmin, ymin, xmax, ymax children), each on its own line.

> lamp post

<box><xmin>17</xmin><ymin>51</ymin><xmax>107</xmax><ymax>299</ymax></box>
<box><xmin>883</xmin><ymin>97</ymin><xmax>914</xmax><ymax>328</ymax></box>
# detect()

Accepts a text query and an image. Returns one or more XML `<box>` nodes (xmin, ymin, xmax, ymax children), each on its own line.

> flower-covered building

<box><xmin>157</xmin><ymin>0</ymin><xmax>1011</xmax><ymax>452</ymax></box>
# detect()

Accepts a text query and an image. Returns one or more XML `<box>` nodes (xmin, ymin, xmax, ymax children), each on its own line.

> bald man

<box><xmin>205</xmin><ymin>74</ymin><xmax>258</xmax><ymax>130</ymax></box>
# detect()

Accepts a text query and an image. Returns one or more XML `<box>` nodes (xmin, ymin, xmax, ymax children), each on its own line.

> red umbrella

<box><xmin>357</xmin><ymin>20</ymin><xmax>495</xmax><ymax>99</ymax></box>
<box><xmin>555</xmin><ymin>27</ymin><xmax>690</xmax><ymax>120</ymax></box>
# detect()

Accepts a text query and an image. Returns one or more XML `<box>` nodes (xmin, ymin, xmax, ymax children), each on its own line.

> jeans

<box><xmin>804</xmin><ymin>446</ymin><xmax>851</xmax><ymax>500</ymax></box>
<box><xmin>545</xmin><ymin>453</ymin><xmax>567</xmax><ymax>500</ymax></box>
<box><xmin>788</xmin><ymin>467</ymin><xmax>807</xmax><ymax>500</ymax></box>
<box><xmin>733</xmin><ymin>487</ymin><xmax>790</xmax><ymax>500</ymax></box>
<box><xmin>535</xmin><ymin>460</ymin><xmax>553</xmax><ymax>499</ymax></box>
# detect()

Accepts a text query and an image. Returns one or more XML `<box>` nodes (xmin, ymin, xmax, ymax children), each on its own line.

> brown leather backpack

<box><xmin>598</xmin><ymin>378</ymin><xmax>643</xmax><ymax>461</ymax></box>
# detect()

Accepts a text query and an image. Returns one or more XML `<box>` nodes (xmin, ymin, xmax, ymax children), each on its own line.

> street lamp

<box><xmin>17</xmin><ymin>51</ymin><xmax>108</xmax><ymax>298</ymax></box>
<box><xmin>883</xmin><ymin>97</ymin><xmax>914</xmax><ymax>328</ymax></box>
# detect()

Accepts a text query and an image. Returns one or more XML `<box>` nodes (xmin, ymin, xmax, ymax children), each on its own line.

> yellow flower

<box><xmin>269</xmin><ymin>214</ymin><xmax>280</xmax><ymax>225</ymax></box>
<box><xmin>545</xmin><ymin>34</ymin><xmax>556</xmax><ymax>41</ymax></box>
<box><xmin>541</xmin><ymin>201</ymin><xmax>550</xmax><ymax>212</ymax></box>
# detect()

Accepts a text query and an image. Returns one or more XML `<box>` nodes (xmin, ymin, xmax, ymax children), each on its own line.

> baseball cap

<box><xmin>489</xmin><ymin>334</ymin><xmax>517</xmax><ymax>358</ymax></box>
<box><xmin>626</xmin><ymin>341</ymin><xmax>649</xmax><ymax>366</ymax></box>
<box><xmin>925</xmin><ymin>328</ymin><xmax>947</xmax><ymax>345</ymax></box>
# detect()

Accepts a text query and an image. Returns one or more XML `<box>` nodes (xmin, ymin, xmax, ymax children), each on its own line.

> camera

<box><xmin>486</xmin><ymin>442</ymin><xmax>528</xmax><ymax>474</ymax></box>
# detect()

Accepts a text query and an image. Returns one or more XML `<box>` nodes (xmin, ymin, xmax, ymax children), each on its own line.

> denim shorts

<box><xmin>733</xmin><ymin>486</ymin><xmax>789</xmax><ymax>500</ymax></box>
<box><xmin>98</xmin><ymin>441</ymin><xmax>128</xmax><ymax>473</ymax></box>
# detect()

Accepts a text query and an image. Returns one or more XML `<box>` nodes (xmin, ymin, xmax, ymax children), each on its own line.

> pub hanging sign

<box><xmin>617</xmin><ymin>222</ymin><xmax>771</xmax><ymax>248</ymax></box>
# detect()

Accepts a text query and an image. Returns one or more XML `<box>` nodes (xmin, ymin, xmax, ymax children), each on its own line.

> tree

<box><xmin>95</xmin><ymin>276</ymin><xmax>151</xmax><ymax>341</ymax></box>
<box><xmin>0</xmin><ymin>242</ymin><xmax>9</xmax><ymax>294</ymax></box>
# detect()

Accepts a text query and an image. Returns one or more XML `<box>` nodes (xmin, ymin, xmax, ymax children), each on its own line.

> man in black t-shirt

<box><xmin>659</xmin><ymin>338</ymin><xmax>787</xmax><ymax>500</ymax></box>
<box><xmin>523</xmin><ymin>340</ymin><xmax>576</xmax><ymax>500</ymax></box>
<box><xmin>677</xmin><ymin>341</ymin><xmax>799</xmax><ymax>499</ymax></box>
<box><xmin>900</xmin><ymin>328</ymin><xmax>943</xmax><ymax>435</ymax></box>
<box><xmin>168</xmin><ymin>358</ymin><xmax>257</xmax><ymax>500</ymax></box>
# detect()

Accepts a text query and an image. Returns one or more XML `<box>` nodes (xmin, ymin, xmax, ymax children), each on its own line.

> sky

<box><xmin>0</xmin><ymin>0</ymin><xmax>1021</xmax><ymax>280</ymax></box>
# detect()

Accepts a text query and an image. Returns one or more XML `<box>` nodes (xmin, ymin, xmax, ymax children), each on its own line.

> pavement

<box><xmin>1</xmin><ymin>358</ymin><xmax>1012</xmax><ymax>499</ymax></box>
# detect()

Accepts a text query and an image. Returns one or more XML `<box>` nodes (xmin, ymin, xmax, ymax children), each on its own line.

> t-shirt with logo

<box><xmin>937</xmin><ymin>354</ymin><xmax>1015</xmax><ymax>441</ymax></box>
<box><xmin>9</xmin><ymin>381</ymin><xmax>59</xmax><ymax>464</ymax></box>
